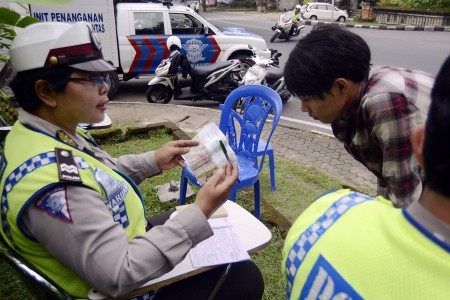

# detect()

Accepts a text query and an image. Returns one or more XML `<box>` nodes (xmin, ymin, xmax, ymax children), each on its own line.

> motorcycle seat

<box><xmin>190</xmin><ymin>61</ymin><xmax>234</xmax><ymax>78</ymax></box>
<box><xmin>266</xmin><ymin>66</ymin><xmax>284</xmax><ymax>83</ymax></box>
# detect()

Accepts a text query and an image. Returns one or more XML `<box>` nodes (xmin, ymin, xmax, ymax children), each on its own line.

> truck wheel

<box><xmin>146</xmin><ymin>84</ymin><xmax>172</xmax><ymax>104</ymax></box>
<box><xmin>270</xmin><ymin>32</ymin><xmax>280</xmax><ymax>43</ymax></box>
<box><xmin>229</xmin><ymin>54</ymin><xmax>253</xmax><ymax>79</ymax></box>
<box><xmin>107</xmin><ymin>71</ymin><xmax>120</xmax><ymax>100</ymax></box>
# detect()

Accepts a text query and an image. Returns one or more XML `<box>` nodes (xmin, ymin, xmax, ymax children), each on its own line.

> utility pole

<box><xmin>331</xmin><ymin>0</ymin><xmax>335</xmax><ymax>21</ymax></box>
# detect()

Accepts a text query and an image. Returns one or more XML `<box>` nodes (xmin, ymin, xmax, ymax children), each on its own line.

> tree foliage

<box><xmin>0</xmin><ymin>7</ymin><xmax>40</xmax><ymax>59</ymax></box>
<box><xmin>378</xmin><ymin>0</ymin><xmax>450</xmax><ymax>9</ymax></box>
<box><xmin>0</xmin><ymin>6</ymin><xmax>40</xmax><ymax>121</ymax></box>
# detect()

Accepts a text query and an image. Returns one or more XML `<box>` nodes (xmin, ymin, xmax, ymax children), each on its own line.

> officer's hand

<box><xmin>194</xmin><ymin>162</ymin><xmax>238</xmax><ymax>218</ymax></box>
<box><xmin>154</xmin><ymin>140</ymin><xmax>199</xmax><ymax>170</ymax></box>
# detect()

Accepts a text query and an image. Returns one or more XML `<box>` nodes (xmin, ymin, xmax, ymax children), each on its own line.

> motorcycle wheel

<box><xmin>233</xmin><ymin>97</ymin><xmax>245</xmax><ymax>115</ymax></box>
<box><xmin>270</xmin><ymin>32</ymin><xmax>280</xmax><ymax>43</ymax></box>
<box><xmin>146</xmin><ymin>84</ymin><xmax>172</xmax><ymax>104</ymax></box>
<box><xmin>217</xmin><ymin>76</ymin><xmax>240</xmax><ymax>104</ymax></box>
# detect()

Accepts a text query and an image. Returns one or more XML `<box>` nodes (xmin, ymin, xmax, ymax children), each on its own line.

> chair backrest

<box><xmin>0</xmin><ymin>233</ymin><xmax>74</xmax><ymax>300</ymax></box>
<box><xmin>219</xmin><ymin>85</ymin><xmax>282</xmax><ymax>170</ymax></box>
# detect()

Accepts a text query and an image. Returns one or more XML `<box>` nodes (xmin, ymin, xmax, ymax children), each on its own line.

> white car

<box><xmin>302</xmin><ymin>2</ymin><xmax>348</xmax><ymax>22</ymax></box>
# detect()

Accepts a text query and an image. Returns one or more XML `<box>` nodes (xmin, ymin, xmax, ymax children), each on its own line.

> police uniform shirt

<box><xmin>16</xmin><ymin>111</ymin><xmax>213</xmax><ymax>297</ymax></box>
<box><xmin>406</xmin><ymin>200</ymin><xmax>450</xmax><ymax>245</ymax></box>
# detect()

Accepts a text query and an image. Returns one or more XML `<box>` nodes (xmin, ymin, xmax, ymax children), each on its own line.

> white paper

<box><xmin>189</xmin><ymin>227</ymin><xmax>250</xmax><ymax>268</ymax></box>
<box><xmin>208</xmin><ymin>217</ymin><xmax>232</xmax><ymax>229</ymax></box>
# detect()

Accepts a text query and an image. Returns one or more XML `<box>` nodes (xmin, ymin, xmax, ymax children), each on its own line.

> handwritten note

<box><xmin>189</xmin><ymin>227</ymin><xmax>250</xmax><ymax>268</ymax></box>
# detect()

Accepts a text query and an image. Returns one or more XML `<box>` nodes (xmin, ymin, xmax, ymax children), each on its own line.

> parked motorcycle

<box><xmin>239</xmin><ymin>45</ymin><xmax>291</xmax><ymax>105</ymax></box>
<box><xmin>146</xmin><ymin>47</ymin><xmax>242</xmax><ymax>104</ymax></box>
<box><xmin>270</xmin><ymin>10</ymin><xmax>305</xmax><ymax>43</ymax></box>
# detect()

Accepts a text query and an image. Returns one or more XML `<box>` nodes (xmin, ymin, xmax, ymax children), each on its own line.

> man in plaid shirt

<box><xmin>284</xmin><ymin>25</ymin><xmax>434</xmax><ymax>207</ymax></box>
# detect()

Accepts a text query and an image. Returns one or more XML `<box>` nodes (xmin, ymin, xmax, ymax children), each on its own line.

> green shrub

<box><xmin>378</xmin><ymin>0</ymin><xmax>450</xmax><ymax>9</ymax></box>
<box><xmin>353</xmin><ymin>15</ymin><xmax>376</xmax><ymax>23</ymax></box>
<box><xmin>245</xmin><ymin>0</ymin><xmax>256</xmax><ymax>8</ymax></box>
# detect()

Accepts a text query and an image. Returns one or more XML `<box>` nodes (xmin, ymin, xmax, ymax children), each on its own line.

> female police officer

<box><xmin>1</xmin><ymin>21</ymin><xmax>263</xmax><ymax>299</ymax></box>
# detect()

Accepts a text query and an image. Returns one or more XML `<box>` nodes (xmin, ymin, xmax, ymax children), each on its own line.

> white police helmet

<box><xmin>295</xmin><ymin>4</ymin><xmax>301</xmax><ymax>9</ymax></box>
<box><xmin>166</xmin><ymin>36</ymin><xmax>182</xmax><ymax>50</ymax></box>
<box><xmin>10</xmin><ymin>21</ymin><xmax>114</xmax><ymax>73</ymax></box>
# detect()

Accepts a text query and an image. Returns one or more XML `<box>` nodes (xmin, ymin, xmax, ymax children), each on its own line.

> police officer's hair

<box><xmin>284</xmin><ymin>24</ymin><xmax>371</xmax><ymax>100</ymax></box>
<box><xmin>9</xmin><ymin>66</ymin><xmax>74</xmax><ymax>113</ymax></box>
<box><xmin>424</xmin><ymin>54</ymin><xmax>450</xmax><ymax>197</ymax></box>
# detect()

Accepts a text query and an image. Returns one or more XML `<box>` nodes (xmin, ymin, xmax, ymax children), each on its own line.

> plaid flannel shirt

<box><xmin>332</xmin><ymin>66</ymin><xmax>434</xmax><ymax>207</ymax></box>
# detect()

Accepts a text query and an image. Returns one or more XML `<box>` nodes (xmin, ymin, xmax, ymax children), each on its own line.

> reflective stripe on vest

<box><xmin>285</xmin><ymin>192</ymin><xmax>374</xmax><ymax>298</ymax></box>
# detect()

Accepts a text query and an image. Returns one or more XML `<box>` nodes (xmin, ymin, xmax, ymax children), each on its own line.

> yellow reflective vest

<box><xmin>283</xmin><ymin>189</ymin><xmax>450</xmax><ymax>299</ymax></box>
<box><xmin>0</xmin><ymin>122</ymin><xmax>146</xmax><ymax>298</ymax></box>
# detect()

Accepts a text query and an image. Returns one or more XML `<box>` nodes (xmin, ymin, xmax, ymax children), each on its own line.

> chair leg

<box><xmin>179</xmin><ymin>169</ymin><xmax>189</xmax><ymax>205</ymax></box>
<box><xmin>229</xmin><ymin>188</ymin><xmax>237</xmax><ymax>202</ymax></box>
<box><xmin>254</xmin><ymin>180</ymin><xmax>261</xmax><ymax>219</ymax></box>
<box><xmin>268</xmin><ymin>149</ymin><xmax>276</xmax><ymax>192</ymax></box>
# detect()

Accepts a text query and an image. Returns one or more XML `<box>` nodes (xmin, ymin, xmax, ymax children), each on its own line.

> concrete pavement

<box><xmin>107</xmin><ymin>102</ymin><xmax>378</xmax><ymax>195</ymax></box>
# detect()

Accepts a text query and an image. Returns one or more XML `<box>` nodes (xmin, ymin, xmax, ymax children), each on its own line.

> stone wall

<box><xmin>277</xmin><ymin>0</ymin><xmax>296</xmax><ymax>12</ymax></box>
<box><xmin>373</xmin><ymin>9</ymin><xmax>450</xmax><ymax>26</ymax></box>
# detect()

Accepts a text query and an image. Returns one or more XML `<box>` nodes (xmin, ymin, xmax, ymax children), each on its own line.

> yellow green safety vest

<box><xmin>0</xmin><ymin>122</ymin><xmax>147</xmax><ymax>298</ymax></box>
<box><xmin>282</xmin><ymin>189</ymin><xmax>450</xmax><ymax>299</ymax></box>
<box><xmin>292</xmin><ymin>12</ymin><xmax>301</xmax><ymax>22</ymax></box>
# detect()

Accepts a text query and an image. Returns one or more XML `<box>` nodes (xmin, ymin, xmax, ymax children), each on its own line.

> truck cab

<box><xmin>29</xmin><ymin>1</ymin><xmax>267</xmax><ymax>98</ymax></box>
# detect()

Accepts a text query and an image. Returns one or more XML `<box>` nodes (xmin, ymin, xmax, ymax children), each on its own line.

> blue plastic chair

<box><xmin>257</xmin><ymin>138</ymin><xmax>276</xmax><ymax>192</ymax></box>
<box><xmin>219</xmin><ymin>106</ymin><xmax>277</xmax><ymax>192</ymax></box>
<box><xmin>178</xmin><ymin>85</ymin><xmax>282</xmax><ymax>218</ymax></box>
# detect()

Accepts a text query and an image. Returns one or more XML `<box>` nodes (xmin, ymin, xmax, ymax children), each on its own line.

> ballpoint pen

<box><xmin>219</xmin><ymin>139</ymin><xmax>240</xmax><ymax>183</ymax></box>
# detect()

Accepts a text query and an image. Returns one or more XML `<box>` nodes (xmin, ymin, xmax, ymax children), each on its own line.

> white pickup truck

<box><xmin>27</xmin><ymin>0</ymin><xmax>267</xmax><ymax>98</ymax></box>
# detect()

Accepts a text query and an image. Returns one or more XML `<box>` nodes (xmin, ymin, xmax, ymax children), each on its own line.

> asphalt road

<box><xmin>114</xmin><ymin>11</ymin><xmax>450</xmax><ymax>135</ymax></box>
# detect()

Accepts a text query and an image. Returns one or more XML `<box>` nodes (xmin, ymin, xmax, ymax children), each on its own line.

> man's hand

<box><xmin>154</xmin><ymin>140</ymin><xmax>199</xmax><ymax>170</ymax></box>
<box><xmin>194</xmin><ymin>162</ymin><xmax>239</xmax><ymax>218</ymax></box>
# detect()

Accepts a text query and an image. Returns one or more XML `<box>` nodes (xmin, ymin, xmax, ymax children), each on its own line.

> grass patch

<box><xmin>0</xmin><ymin>264</ymin><xmax>33</xmax><ymax>299</ymax></box>
<box><xmin>0</xmin><ymin>126</ymin><xmax>345</xmax><ymax>299</ymax></box>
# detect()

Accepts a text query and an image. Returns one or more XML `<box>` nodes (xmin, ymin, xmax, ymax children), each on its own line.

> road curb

<box><xmin>304</xmin><ymin>20</ymin><xmax>450</xmax><ymax>31</ymax></box>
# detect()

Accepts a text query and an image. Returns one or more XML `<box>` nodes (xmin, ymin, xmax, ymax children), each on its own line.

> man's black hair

<box><xmin>423</xmin><ymin>54</ymin><xmax>450</xmax><ymax>197</ymax></box>
<box><xmin>284</xmin><ymin>24</ymin><xmax>371</xmax><ymax>100</ymax></box>
<box><xmin>9</xmin><ymin>66</ymin><xmax>74</xmax><ymax>113</ymax></box>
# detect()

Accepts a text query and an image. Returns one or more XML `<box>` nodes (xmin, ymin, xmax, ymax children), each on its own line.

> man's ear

<box><xmin>410</xmin><ymin>125</ymin><xmax>425</xmax><ymax>168</ymax></box>
<box><xmin>334</xmin><ymin>78</ymin><xmax>349</xmax><ymax>94</ymax></box>
<box><xmin>34</xmin><ymin>80</ymin><xmax>58</xmax><ymax>107</ymax></box>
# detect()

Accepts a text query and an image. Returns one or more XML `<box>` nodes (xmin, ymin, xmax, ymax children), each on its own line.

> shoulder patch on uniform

<box><xmin>55</xmin><ymin>147</ymin><xmax>81</xmax><ymax>182</ymax></box>
<box><xmin>35</xmin><ymin>187</ymin><xmax>73</xmax><ymax>223</ymax></box>
<box><xmin>94</xmin><ymin>168</ymin><xmax>130</xmax><ymax>228</ymax></box>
